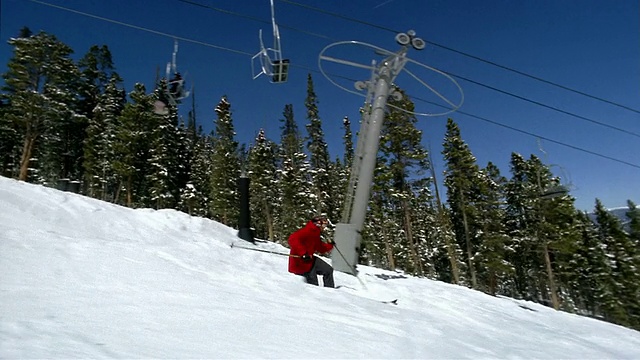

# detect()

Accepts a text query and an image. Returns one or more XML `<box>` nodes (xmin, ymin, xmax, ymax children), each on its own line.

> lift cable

<box><xmin>278</xmin><ymin>0</ymin><xmax>640</xmax><ymax>115</ymax></box>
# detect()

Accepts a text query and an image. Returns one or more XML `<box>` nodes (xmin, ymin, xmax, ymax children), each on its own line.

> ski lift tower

<box><xmin>319</xmin><ymin>30</ymin><xmax>464</xmax><ymax>275</ymax></box>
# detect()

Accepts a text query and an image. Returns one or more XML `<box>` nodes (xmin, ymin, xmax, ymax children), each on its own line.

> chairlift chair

<box><xmin>154</xmin><ymin>40</ymin><xmax>191</xmax><ymax>115</ymax></box>
<box><xmin>536</xmin><ymin>140</ymin><xmax>573</xmax><ymax>200</ymax></box>
<box><xmin>540</xmin><ymin>184</ymin><xmax>570</xmax><ymax>199</ymax></box>
<box><xmin>251</xmin><ymin>0</ymin><xmax>289</xmax><ymax>83</ymax></box>
<box><xmin>165</xmin><ymin>40</ymin><xmax>190</xmax><ymax>102</ymax></box>
<box><xmin>539</xmin><ymin>165</ymin><xmax>574</xmax><ymax>199</ymax></box>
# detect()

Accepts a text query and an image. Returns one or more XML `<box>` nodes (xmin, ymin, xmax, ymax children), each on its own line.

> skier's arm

<box><xmin>317</xmin><ymin>240</ymin><xmax>334</xmax><ymax>254</ymax></box>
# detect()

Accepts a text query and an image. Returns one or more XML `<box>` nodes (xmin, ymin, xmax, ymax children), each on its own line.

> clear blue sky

<box><xmin>1</xmin><ymin>0</ymin><xmax>638</xmax><ymax>212</ymax></box>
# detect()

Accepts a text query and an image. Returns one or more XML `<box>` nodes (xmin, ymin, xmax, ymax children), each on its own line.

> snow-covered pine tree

<box><xmin>627</xmin><ymin>200</ymin><xmax>640</xmax><ymax>247</ymax></box>
<box><xmin>504</xmin><ymin>152</ymin><xmax>538</xmax><ymax>298</ymax></box>
<box><xmin>526</xmin><ymin>155</ymin><xmax>582</xmax><ymax>310</ymax></box>
<box><xmin>73</xmin><ymin>45</ymin><xmax>119</xmax><ymax>189</ymax></box>
<box><xmin>442</xmin><ymin>118</ymin><xmax>484</xmax><ymax>288</ymax></box>
<box><xmin>0</xmin><ymin>27</ymin><xmax>32</xmax><ymax>178</ymax></box>
<box><xmin>568</xmin><ymin>211</ymin><xmax>614</xmax><ymax>320</ymax></box>
<box><xmin>182</xmin><ymin>127</ymin><xmax>213</xmax><ymax>217</ymax></box>
<box><xmin>35</xmin><ymin>41</ymin><xmax>82</xmax><ymax>187</ymax></box>
<box><xmin>474</xmin><ymin>162</ymin><xmax>514</xmax><ymax>295</ymax></box>
<box><xmin>330</xmin><ymin>116</ymin><xmax>355</xmax><ymax>224</ymax></box>
<box><xmin>622</xmin><ymin>200</ymin><xmax>640</xmax><ymax>328</ymax></box>
<box><xmin>3</xmin><ymin>29</ymin><xmax>79</xmax><ymax>183</ymax></box>
<box><xmin>112</xmin><ymin>83</ymin><xmax>156</xmax><ymax>206</ymax></box>
<box><xmin>177</xmin><ymin>96</ymin><xmax>209</xmax><ymax>216</ymax></box>
<box><xmin>247</xmin><ymin>129</ymin><xmax>279</xmax><ymax>241</ymax></box>
<box><xmin>359</xmin><ymin>87</ymin><xmax>433</xmax><ymax>276</ymax></box>
<box><xmin>304</xmin><ymin>73</ymin><xmax>334</xmax><ymax>219</ymax></box>
<box><xmin>277</xmin><ymin>104</ymin><xmax>312</xmax><ymax>242</ymax></box>
<box><xmin>77</xmin><ymin>45</ymin><xmax>117</xmax><ymax>119</ymax></box>
<box><xmin>427</xmin><ymin>149</ymin><xmax>463</xmax><ymax>284</ymax></box>
<box><xmin>342</xmin><ymin>116</ymin><xmax>354</xmax><ymax>170</ymax></box>
<box><xmin>147</xmin><ymin>79</ymin><xmax>182</xmax><ymax>210</ymax></box>
<box><xmin>504</xmin><ymin>153</ymin><xmax>581</xmax><ymax>309</ymax></box>
<box><xmin>84</xmin><ymin>76</ymin><xmax>125</xmax><ymax>200</ymax></box>
<box><xmin>209</xmin><ymin>96</ymin><xmax>240</xmax><ymax>227</ymax></box>
<box><xmin>0</xmin><ymin>95</ymin><xmax>19</xmax><ymax>177</ymax></box>
<box><xmin>374</xmin><ymin>87</ymin><xmax>432</xmax><ymax>276</ymax></box>
<box><xmin>593</xmin><ymin>198</ymin><xmax>640</xmax><ymax>328</ymax></box>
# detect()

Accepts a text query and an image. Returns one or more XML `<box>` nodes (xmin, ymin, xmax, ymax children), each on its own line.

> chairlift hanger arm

<box><xmin>251</xmin><ymin>0</ymin><xmax>288</xmax><ymax>82</ymax></box>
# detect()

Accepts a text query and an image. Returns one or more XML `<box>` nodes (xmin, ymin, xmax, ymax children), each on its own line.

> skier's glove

<box><xmin>327</xmin><ymin>238</ymin><xmax>336</xmax><ymax>245</ymax></box>
<box><xmin>301</xmin><ymin>254</ymin><xmax>312</xmax><ymax>262</ymax></box>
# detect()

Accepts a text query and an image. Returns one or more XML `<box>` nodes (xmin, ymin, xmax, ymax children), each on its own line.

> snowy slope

<box><xmin>1</xmin><ymin>176</ymin><xmax>640</xmax><ymax>359</ymax></box>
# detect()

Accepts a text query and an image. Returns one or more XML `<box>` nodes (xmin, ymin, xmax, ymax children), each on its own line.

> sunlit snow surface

<box><xmin>1</xmin><ymin>176</ymin><xmax>639</xmax><ymax>359</ymax></box>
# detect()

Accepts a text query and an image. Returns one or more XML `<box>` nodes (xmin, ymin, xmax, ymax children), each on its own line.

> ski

<box><xmin>335</xmin><ymin>285</ymin><xmax>398</xmax><ymax>305</ymax></box>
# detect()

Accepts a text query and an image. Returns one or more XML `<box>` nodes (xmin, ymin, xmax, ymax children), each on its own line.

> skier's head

<box><xmin>311</xmin><ymin>215</ymin><xmax>328</xmax><ymax>229</ymax></box>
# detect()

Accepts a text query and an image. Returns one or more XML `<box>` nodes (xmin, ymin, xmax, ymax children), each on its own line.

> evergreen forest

<box><xmin>2</xmin><ymin>29</ymin><xmax>639</xmax><ymax>331</ymax></box>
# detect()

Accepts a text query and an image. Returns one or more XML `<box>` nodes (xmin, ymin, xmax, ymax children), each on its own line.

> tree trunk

<box><xmin>114</xmin><ymin>179</ymin><xmax>122</xmax><ymax>205</ymax></box>
<box><xmin>444</xmin><ymin>216</ymin><xmax>461</xmax><ymax>284</ymax></box>
<box><xmin>460</xmin><ymin>191</ymin><xmax>477</xmax><ymax>289</ymax></box>
<box><xmin>403</xmin><ymin>199</ymin><xmax>424</xmax><ymax>276</ymax></box>
<box><xmin>543</xmin><ymin>242</ymin><xmax>560</xmax><ymax>310</ymax></box>
<box><xmin>18</xmin><ymin>135</ymin><xmax>37</xmax><ymax>181</ymax></box>
<box><xmin>383</xmin><ymin>227</ymin><xmax>395</xmax><ymax>270</ymax></box>
<box><xmin>262</xmin><ymin>198</ymin><xmax>274</xmax><ymax>241</ymax></box>
<box><xmin>126</xmin><ymin>175</ymin><xmax>132</xmax><ymax>207</ymax></box>
<box><xmin>428</xmin><ymin>154</ymin><xmax>459</xmax><ymax>283</ymax></box>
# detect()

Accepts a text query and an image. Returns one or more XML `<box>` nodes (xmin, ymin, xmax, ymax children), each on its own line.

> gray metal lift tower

<box><xmin>318</xmin><ymin>31</ymin><xmax>463</xmax><ymax>275</ymax></box>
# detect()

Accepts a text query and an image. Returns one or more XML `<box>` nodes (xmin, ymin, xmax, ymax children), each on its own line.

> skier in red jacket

<box><xmin>288</xmin><ymin>215</ymin><xmax>335</xmax><ymax>287</ymax></box>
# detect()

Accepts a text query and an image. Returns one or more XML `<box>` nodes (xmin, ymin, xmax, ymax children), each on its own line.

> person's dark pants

<box><xmin>303</xmin><ymin>257</ymin><xmax>335</xmax><ymax>288</ymax></box>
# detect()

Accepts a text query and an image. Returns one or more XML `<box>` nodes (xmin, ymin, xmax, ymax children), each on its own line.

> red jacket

<box><xmin>288</xmin><ymin>221</ymin><xmax>334</xmax><ymax>274</ymax></box>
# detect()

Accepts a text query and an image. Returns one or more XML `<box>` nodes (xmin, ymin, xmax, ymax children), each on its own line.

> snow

<box><xmin>1</xmin><ymin>175</ymin><xmax>639</xmax><ymax>359</ymax></box>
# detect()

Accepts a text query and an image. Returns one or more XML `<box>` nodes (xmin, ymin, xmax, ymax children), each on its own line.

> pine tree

<box><xmin>209</xmin><ymin>96</ymin><xmax>240</xmax><ymax>226</ymax></box>
<box><xmin>361</xmin><ymin>181</ymin><xmax>402</xmax><ymax>270</ymax></box>
<box><xmin>0</xmin><ymin>97</ymin><xmax>19</xmax><ymax>177</ymax></box>
<box><xmin>147</xmin><ymin>81</ymin><xmax>182</xmax><ymax>209</ymax></box>
<box><xmin>83</xmin><ymin>76</ymin><xmax>125</xmax><ymax>200</ymax></box>
<box><xmin>474</xmin><ymin>162</ymin><xmax>513</xmax><ymax>295</ymax></box>
<box><xmin>622</xmin><ymin>200</ymin><xmax>640</xmax><ymax>328</ymax></box>
<box><xmin>277</xmin><ymin>104</ymin><xmax>312</xmax><ymax>242</ymax></box>
<box><xmin>77</xmin><ymin>45</ymin><xmax>117</xmax><ymax>118</ymax></box>
<box><xmin>73</xmin><ymin>45</ymin><xmax>118</xmax><ymax>189</ymax></box>
<box><xmin>525</xmin><ymin>155</ymin><xmax>562</xmax><ymax>309</ymax></box>
<box><xmin>504</xmin><ymin>153</ymin><xmax>579</xmax><ymax>309</ymax></box>
<box><xmin>442</xmin><ymin>118</ymin><xmax>483</xmax><ymax>287</ymax></box>
<box><xmin>569</xmin><ymin>211</ymin><xmax>613</xmax><ymax>319</ymax></box>
<box><xmin>177</xmin><ymin>93</ymin><xmax>210</xmax><ymax>216</ymax></box>
<box><xmin>427</xmin><ymin>149</ymin><xmax>463</xmax><ymax>284</ymax></box>
<box><xmin>410</xmin><ymin>181</ymin><xmax>440</xmax><ymax>278</ymax></box>
<box><xmin>374</xmin><ymin>87</ymin><xmax>432</xmax><ymax>276</ymax></box>
<box><xmin>183</xmin><ymin>130</ymin><xmax>213</xmax><ymax>217</ymax></box>
<box><xmin>342</xmin><ymin>116</ymin><xmax>354</xmax><ymax>169</ymax></box>
<box><xmin>1</xmin><ymin>28</ymin><xmax>32</xmax><ymax>178</ymax></box>
<box><xmin>329</xmin><ymin>116</ymin><xmax>355</xmax><ymax>224</ymax></box>
<box><xmin>594</xmin><ymin>198</ymin><xmax>640</xmax><ymax>328</ymax></box>
<box><xmin>537</xmin><ymin>166</ymin><xmax>582</xmax><ymax>311</ymax></box>
<box><xmin>504</xmin><ymin>152</ymin><xmax>538</xmax><ymax>298</ymax></box>
<box><xmin>304</xmin><ymin>73</ymin><xmax>333</xmax><ymax>218</ymax></box>
<box><xmin>112</xmin><ymin>83</ymin><xmax>155</xmax><ymax>206</ymax></box>
<box><xmin>626</xmin><ymin>200</ymin><xmax>640</xmax><ymax>247</ymax></box>
<box><xmin>247</xmin><ymin>129</ymin><xmax>279</xmax><ymax>240</ymax></box>
<box><xmin>2</xmin><ymin>30</ymin><xmax>79</xmax><ymax>182</ymax></box>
